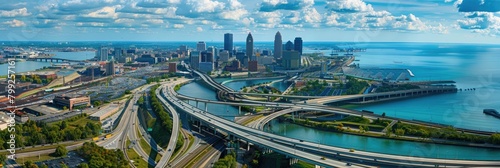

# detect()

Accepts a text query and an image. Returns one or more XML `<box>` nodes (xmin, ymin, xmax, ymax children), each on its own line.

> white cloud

<box><xmin>0</xmin><ymin>8</ymin><xmax>31</xmax><ymax>17</ymax></box>
<box><xmin>220</xmin><ymin>8</ymin><xmax>248</xmax><ymax>20</ymax></box>
<box><xmin>83</xmin><ymin>6</ymin><xmax>118</xmax><ymax>19</ymax></box>
<box><xmin>326</xmin><ymin>0</ymin><xmax>374</xmax><ymax>13</ymax></box>
<box><xmin>457</xmin><ymin>12</ymin><xmax>500</xmax><ymax>35</ymax></box>
<box><xmin>3</xmin><ymin>19</ymin><xmax>26</xmax><ymax>27</ymax></box>
<box><xmin>173</xmin><ymin>24</ymin><xmax>184</xmax><ymax>29</ymax></box>
<box><xmin>187</xmin><ymin>0</ymin><xmax>225</xmax><ymax>13</ymax></box>
<box><xmin>196</xmin><ymin>27</ymin><xmax>203</xmax><ymax>32</ymax></box>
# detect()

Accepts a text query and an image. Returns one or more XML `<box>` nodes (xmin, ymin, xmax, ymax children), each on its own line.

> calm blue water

<box><xmin>1</xmin><ymin>52</ymin><xmax>95</xmax><ymax>75</ymax></box>
<box><xmin>177</xmin><ymin>81</ymin><xmax>240</xmax><ymax>120</ymax></box>
<box><xmin>179</xmin><ymin>42</ymin><xmax>500</xmax><ymax>160</ymax></box>
<box><xmin>223</xmin><ymin>78</ymin><xmax>287</xmax><ymax>91</ymax></box>
<box><xmin>345</xmin><ymin>43</ymin><xmax>500</xmax><ymax>132</ymax></box>
<box><xmin>48</xmin><ymin>51</ymin><xmax>95</xmax><ymax>61</ymax></box>
<box><xmin>267</xmin><ymin>120</ymin><xmax>500</xmax><ymax>160</ymax></box>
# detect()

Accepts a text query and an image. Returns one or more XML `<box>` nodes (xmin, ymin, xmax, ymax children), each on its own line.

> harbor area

<box><xmin>342</xmin><ymin>67</ymin><xmax>413</xmax><ymax>82</ymax></box>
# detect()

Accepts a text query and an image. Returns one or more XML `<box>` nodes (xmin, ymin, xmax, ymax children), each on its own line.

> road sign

<box><xmin>147</xmin><ymin>128</ymin><xmax>152</xmax><ymax>132</ymax></box>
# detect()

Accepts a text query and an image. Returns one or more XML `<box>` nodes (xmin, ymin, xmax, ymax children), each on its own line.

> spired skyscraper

<box><xmin>274</xmin><ymin>31</ymin><xmax>282</xmax><ymax>59</ymax></box>
<box><xmin>294</xmin><ymin>37</ymin><xmax>303</xmax><ymax>55</ymax></box>
<box><xmin>246</xmin><ymin>32</ymin><xmax>253</xmax><ymax>58</ymax></box>
<box><xmin>224</xmin><ymin>33</ymin><xmax>233</xmax><ymax>52</ymax></box>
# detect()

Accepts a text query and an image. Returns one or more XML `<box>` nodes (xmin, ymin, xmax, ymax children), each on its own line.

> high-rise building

<box><xmin>274</xmin><ymin>31</ymin><xmax>282</xmax><ymax>59</ymax></box>
<box><xmin>236</xmin><ymin>52</ymin><xmax>245</xmax><ymax>63</ymax></box>
<box><xmin>190</xmin><ymin>51</ymin><xmax>200</xmax><ymax>70</ymax></box>
<box><xmin>99</xmin><ymin>47</ymin><xmax>109</xmax><ymax>61</ymax></box>
<box><xmin>106</xmin><ymin>60</ymin><xmax>115</xmax><ymax>76</ymax></box>
<box><xmin>248</xmin><ymin>60</ymin><xmax>258</xmax><ymax>72</ymax></box>
<box><xmin>179</xmin><ymin>45</ymin><xmax>188</xmax><ymax>53</ymax></box>
<box><xmin>285</xmin><ymin>41</ymin><xmax>294</xmax><ymax>51</ymax></box>
<box><xmin>294</xmin><ymin>37</ymin><xmax>303</xmax><ymax>55</ymax></box>
<box><xmin>201</xmin><ymin>51</ymin><xmax>213</xmax><ymax>63</ymax></box>
<box><xmin>246</xmin><ymin>32</ymin><xmax>253</xmax><ymax>57</ymax></box>
<box><xmin>114</xmin><ymin>47</ymin><xmax>122</xmax><ymax>59</ymax></box>
<box><xmin>224</xmin><ymin>33</ymin><xmax>233</xmax><ymax>52</ymax></box>
<box><xmin>169</xmin><ymin>62</ymin><xmax>177</xmax><ymax>73</ymax></box>
<box><xmin>282</xmin><ymin>50</ymin><xmax>301</xmax><ymax>70</ymax></box>
<box><xmin>196</xmin><ymin>41</ymin><xmax>206</xmax><ymax>51</ymax></box>
<box><xmin>219</xmin><ymin>50</ymin><xmax>230</xmax><ymax>62</ymax></box>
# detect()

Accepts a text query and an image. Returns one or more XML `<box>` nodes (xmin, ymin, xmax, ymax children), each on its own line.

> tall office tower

<box><xmin>282</xmin><ymin>50</ymin><xmax>301</xmax><ymax>70</ymax></box>
<box><xmin>197</xmin><ymin>41</ymin><xmax>206</xmax><ymax>51</ymax></box>
<box><xmin>285</xmin><ymin>41</ymin><xmax>294</xmax><ymax>51</ymax></box>
<box><xmin>224</xmin><ymin>33</ymin><xmax>233</xmax><ymax>52</ymax></box>
<box><xmin>114</xmin><ymin>47</ymin><xmax>122</xmax><ymax>59</ymax></box>
<box><xmin>190</xmin><ymin>51</ymin><xmax>200</xmax><ymax>70</ymax></box>
<box><xmin>106</xmin><ymin>59</ymin><xmax>115</xmax><ymax>76</ymax></box>
<box><xmin>294</xmin><ymin>37</ymin><xmax>303</xmax><ymax>55</ymax></box>
<box><xmin>274</xmin><ymin>31</ymin><xmax>282</xmax><ymax>59</ymax></box>
<box><xmin>201</xmin><ymin>51</ymin><xmax>214</xmax><ymax>63</ymax></box>
<box><xmin>179</xmin><ymin>45</ymin><xmax>188</xmax><ymax>52</ymax></box>
<box><xmin>99</xmin><ymin>47</ymin><xmax>109</xmax><ymax>61</ymax></box>
<box><xmin>246</xmin><ymin>32</ymin><xmax>253</xmax><ymax>58</ymax></box>
<box><xmin>207</xmin><ymin>46</ymin><xmax>216</xmax><ymax>59</ymax></box>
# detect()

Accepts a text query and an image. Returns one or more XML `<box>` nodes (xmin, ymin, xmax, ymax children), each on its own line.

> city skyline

<box><xmin>0</xmin><ymin>0</ymin><xmax>499</xmax><ymax>43</ymax></box>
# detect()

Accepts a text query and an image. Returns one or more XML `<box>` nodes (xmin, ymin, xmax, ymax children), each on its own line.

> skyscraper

<box><xmin>224</xmin><ymin>33</ymin><xmax>233</xmax><ymax>52</ymax></box>
<box><xmin>274</xmin><ymin>31</ymin><xmax>282</xmax><ymax>59</ymax></box>
<box><xmin>190</xmin><ymin>51</ymin><xmax>200</xmax><ymax>70</ymax></box>
<box><xmin>246</xmin><ymin>32</ymin><xmax>253</xmax><ymax>58</ymax></box>
<box><xmin>282</xmin><ymin>50</ymin><xmax>301</xmax><ymax>70</ymax></box>
<box><xmin>294</xmin><ymin>37</ymin><xmax>303</xmax><ymax>55</ymax></box>
<box><xmin>99</xmin><ymin>47</ymin><xmax>109</xmax><ymax>61</ymax></box>
<box><xmin>197</xmin><ymin>41</ymin><xmax>206</xmax><ymax>51</ymax></box>
<box><xmin>285</xmin><ymin>41</ymin><xmax>294</xmax><ymax>51</ymax></box>
<box><xmin>114</xmin><ymin>47</ymin><xmax>122</xmax><ymax>59</ymax></box>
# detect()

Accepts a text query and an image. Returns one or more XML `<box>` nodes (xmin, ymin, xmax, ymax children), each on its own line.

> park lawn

<box><xmin>136</xmin><ymin>127</ymin><xmax>161</xmax><ymax>162</ymax></box>
<box><xmin>291</xmin><ymin>160</ymin><xmax>315</xmax><ymax>168</ymax></box>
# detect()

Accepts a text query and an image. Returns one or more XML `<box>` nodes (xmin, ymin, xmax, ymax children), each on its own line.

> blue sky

<box><xmin>0</xmin><ymin>0</ymin><xmax>499</xmax><ymax>43</ymax></box>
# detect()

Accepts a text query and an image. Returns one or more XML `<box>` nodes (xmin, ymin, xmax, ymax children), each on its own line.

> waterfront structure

<box><xmin>224</xmin><ymin>33</ymin><xmax>233</xmax><ymax>54</ymax></box>
<box><xmin>99</xmin><ymin>47</ymin><xmax>109</xmax><ymax>61</ymax></box>
<box><xmin>197</xmin><ymin>41</ymin><xmax>206</xmax><ymax>51</ymax></box>
<box><xmin>53</xmin><ymin>94</ymin><xmax>91</xmax><ymax>111</ymax></box>
<box><xmin>169</xmin><ymin>62</ymin><xmax>177</xmax><ymax>73</ymax></box>
<box><xmin>190</xmin><ymin>51</ymin><xmax>200</xmax><ymax>70</ymax></box>
<box><xmin>282</xmin><ymin>50</ymin><xmax>301</xmax><ymax>69</ymax></box>
<box><xmin>274</xmin><ymin>31</ymin><xmax>282</xmax><ymax>59</ymax></box>
<box><xmin>294</xmin><ymin>37</ymin><xmax>303</xmax><ymax>55</ymax></box>
<box><xmin>246</xmin><ymin>32</ymin><xmax>253</xmax><ymax>57</ymax></box>
<box><xmin>285</xmin><ymin>41</ymin><xmax>294</xmax><ymax>51</ymax></box>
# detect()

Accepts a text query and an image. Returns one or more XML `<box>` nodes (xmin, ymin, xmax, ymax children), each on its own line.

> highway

<box><xmin>159</xmin><ymin>78</ymin><xmax>365</xmax><ymax>168</ymax></box>
<box><xmin>165</xmin><ymin>78</ymin><xmax>500</xmax><ymax>167</ymax></box>
<box><xmin>155</xmin><ymin>82</ymin><xmax>180</xmax><ymax>168</ymax></box>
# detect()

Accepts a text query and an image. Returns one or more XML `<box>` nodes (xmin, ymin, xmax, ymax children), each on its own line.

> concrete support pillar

<box><xmin>204</xmin><ymin>102</ymin><xmax>207</xmax><ymax>112</ymax></box>
<box><xmin>238</xmin><ymin>106</ymin><xmax>241</xmax><ymax>114</ymax></box>
<box><xmin>187</xmin><ymin>99</ymin><xmax>189</xmax><ymax>104</ymax></box>
<box><xmin>267</xmin><ymin>96</ymin><xmax>270</xmax><ymax>102</ymax></box>
<box><xmin>247</xmin><ymin>142</ymin><xmax>250</xmax><ymax>151</ymax></box>
<box><xmin>198</xmin><ymin>120</ymin><xmax>202</xmax><ymax>132</ymax></box>
<box><xmin>196</xmin><ymin>101</ymin><xmax>198</xmax><ymax>108</ymax></box>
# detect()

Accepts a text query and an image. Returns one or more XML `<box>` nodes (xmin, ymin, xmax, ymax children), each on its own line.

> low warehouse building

<box><xmin>89</xmin><ymin>104</ymin><xmax>120</xmax><ymax>121</ymax></box>
<box><xmin>53</xmin><ymin>94</ymin><xmax>91</xmax><ymax>111</ymax></box>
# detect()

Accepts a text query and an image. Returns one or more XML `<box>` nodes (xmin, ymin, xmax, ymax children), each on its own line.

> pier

<box><xmin>27</xmin><ymin>57</ymin><xmax>85</xmax><ymax>63</ymax></box>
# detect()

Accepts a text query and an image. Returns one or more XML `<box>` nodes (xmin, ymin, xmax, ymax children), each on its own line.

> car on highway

<box><xmin>346</xmin><ymin>163</ymin><xmax>352</xmax><ymax>166</ymax></box>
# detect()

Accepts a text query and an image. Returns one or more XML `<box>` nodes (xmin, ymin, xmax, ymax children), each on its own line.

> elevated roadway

<box><xmin>158</xmin><ymin>79</ymin><xmax>365</xmax><ymax>168</ymax></box>
<box><xmin>165</xmin><ymin>80</ymin><xmax>500</xmax><ymax>167</ymax></box>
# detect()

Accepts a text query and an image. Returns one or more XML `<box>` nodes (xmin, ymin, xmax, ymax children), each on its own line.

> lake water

<box><xmin>0</xmin><ymin>51</ymin><xmax>95</xmax><ymax>75</ymax></box>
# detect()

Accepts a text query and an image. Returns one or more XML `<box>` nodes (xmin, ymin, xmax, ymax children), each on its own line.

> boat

<box><xmin>406</xmin><ymin>69</ymin><xmax>415</xmax><ymax>77</ymax></box>
<box><xmin>394</xmin><ymin>61</ymin><xmax>403</xmax><ymax>63</ymax></box>
<box><xmin>483</xmin><ymin>109</ymin><xmax>500</xmax><ymax>119</ymax></box>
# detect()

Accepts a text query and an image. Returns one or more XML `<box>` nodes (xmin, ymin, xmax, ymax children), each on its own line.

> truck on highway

<box><xmin>105</xmin><ymin>134</ymin><xmax>112</xmax><ymax>139</ymax></box>
<box><xmin>92</xmin><ymin>137</ymin><xmax>99</xmax><ymax>141</ymax></box>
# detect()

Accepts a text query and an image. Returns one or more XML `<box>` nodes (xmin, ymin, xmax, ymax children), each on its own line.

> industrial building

<box><xmin>53</xmin><ymin>94</ymin><xmax>91</xmax><ymax>111</ymax></box>
<box><xmin>15</xmin><ymin>111</ymin><xmax>29</xmax><ymax>123</ymax></box>
<box><xmin>89</xmin><ymin>104</ymin><xmax>120</xmax><ymax>121</ymax></box>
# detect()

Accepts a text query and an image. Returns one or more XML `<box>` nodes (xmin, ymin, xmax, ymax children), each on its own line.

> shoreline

<box><xmin>278</xmin><ymin>119</ymin><xmax>500</xmax><ymax>150</ymax></box>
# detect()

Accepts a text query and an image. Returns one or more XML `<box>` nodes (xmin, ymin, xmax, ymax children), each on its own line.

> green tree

<box><xmin>382</xmin><ymin>112</ymin><xmax>386</xmax><ymax>117</ymax></box>
<box><xmin>93</xmin><ymin>101</ymin><xmax>101</xmax><ymax>107</ymax></box>
<box><xmin>60</xmin><ymin>163</ymin><xmax>69</xmax><ymax>168</ymax></box>
<box><xmin>40</xmin><ymin>164</ymin><xmax>49</xmax><ymax>168</ymax></box>
<box><xmin>24</xmin><ymin>161</ymin><xmax>38</xmax><ymax>168</ymax></box>
<box><xmin>53</xmin><ymin>145</ymin><xmax>68</xmax><ymax>157</ymax></box>
<box><xmin>0</xmin><ymin>154</ymin><xmax>6</xmax><ymax>165</ymax></box>
<box><xmin>124</xmin><ymin>90</ymin><xmax>131</xmax><ymax>94</ymax></box>
<box><xmin>395</xmin><ymin>128</ymin><xmax>405</xmax><ymax>137</ymax></box>
<box><xmin>491</xmin><ymin>133</ymin><xmax>500</xmax><ymax>144</ymax></box>
<box><xmin>60</xmin><ymin>121</ymin><xmax>68</xmax><ymax>130</ymax></box>
<box><xmin>385</xmin><ymin>128</ymin><xmax>392</xmax><ymax>137</ymax></box>
<box><xmin>63</xmin><ymin>106</ymin><xmax>68</xmax><ymax>111</ymax></box>
<box><xmin>21</xmin><ymin>75</ymin><xmax>26</xmax><ymax>82</ymax></box>
<box><xmin>78</xmin><ymin>163</ymin><xmax>89</xmax><ymax>168</ymax></box>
